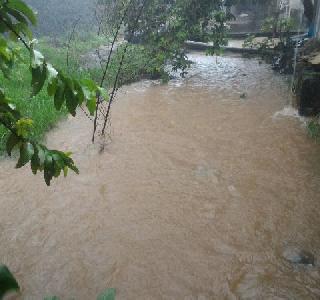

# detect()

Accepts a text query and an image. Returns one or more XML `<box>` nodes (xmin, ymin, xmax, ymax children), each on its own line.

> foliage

<box><xmin>243</xmin><ymin>16</ymin><xmax>295</xmax><ymax>52</ymax></box>
<box><xmin>261</xmin><ymin>16</ymin><xmax>295</xmax><ymax>42</ymax></box>
<box><xmin>307</xmin><ymin>116</ymin><xmax>320</xmax><ymax>142</ymax></box>
<box><xmin>0</xmin><ymin>0</ymin><xmax>109</xmax><ymax>185</ymax></box>
<box><xmin>0</xmin><ymin>265</ymin><xmax>19</xmax><ymax>299</ymax></box>
<box><xmin>206</xmin><ymin>10</ymin><xmax>230</xmax><ymax>56</ymax></box>
<box><xmin>0</xmin><ymin>264</ymin><xmax>115</xmax><ymax>300</ymax></box>
<box><xmin>99</xmin><ymin>0</ymin><xmax>233</xmax><ymax>78</ymax></box>
<box><xmin>100</xmin><ymin>43</ymin><xmax>171</xmax><ymax>84</ymax></box>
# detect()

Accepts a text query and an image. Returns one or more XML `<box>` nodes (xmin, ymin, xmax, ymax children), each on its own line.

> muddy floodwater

<box><xmin>1</xmin><ymin>53</ymin><xmax>320</xmax><ymax>299</ymax></box>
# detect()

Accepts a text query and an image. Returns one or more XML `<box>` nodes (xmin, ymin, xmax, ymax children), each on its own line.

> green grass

<box><xmin>0</xmin><ymin>33</ymin><xmax>164</xmax><ymax>153</ymax></box>
<box><xmin>307</xmin><ymin>117</ymin><xmax>320</xmax><ymax>143</ymax></box>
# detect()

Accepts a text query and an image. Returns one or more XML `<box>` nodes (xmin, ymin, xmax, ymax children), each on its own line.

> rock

<box><xmin>283</xmin><ymin>248</ymin><xmax>315</xmax><ymax>266</ymax></box>
<box><xmin>298</xmin><ymin>74</ymin><xmax>320</xmax><ymax>116</ymax></box>
<box><xmin>80</xmin><ymin>42</ymin><xmax>123</xmax><ymax>69</ymax></box>
<box><xmin>240</xmin><ymin>92</ymin><xmax>247</xmax><ymax>99</ymax></box>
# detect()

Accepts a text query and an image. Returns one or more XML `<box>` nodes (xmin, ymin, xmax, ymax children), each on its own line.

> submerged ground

<box><xmin>1</xmin><ymin>53</ymin><xmax>320</xmax><ymax>299</ymax></box>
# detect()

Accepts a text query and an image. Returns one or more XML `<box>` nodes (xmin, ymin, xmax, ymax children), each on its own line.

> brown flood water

<box><xmin>1</xmin><ymin>53</ymin><xmax>320</xmax><ymax>299</ymax></box>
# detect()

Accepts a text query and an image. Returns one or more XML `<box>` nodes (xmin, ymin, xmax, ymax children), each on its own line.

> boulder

<box><xmin>283</xmin><ymin>247</ymin><xmax>316</xmax><ymax>266</ymax></box>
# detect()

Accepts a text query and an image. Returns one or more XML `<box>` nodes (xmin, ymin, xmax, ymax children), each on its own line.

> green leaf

<box><xmin>98</xmin><ymin>87</ymin><xmax>109</xmax><ymax>102</ymax></box>
<box><xmin>0</xmin><ymin>265</ymin><xmax>20</xmax><ymax>299</ymax></box>
<box><xmin>16</xmin><ymin>142</ymin><xmax>34</xmax><ymax>168</ymax></box>
<box><xmin>31</xmin><ymin>152</ymin><xmax>39</xmax><ymax>175</ymax></box>
<box><xmin>81</xmin><ymin>79</ymin><xmax>97</xmax><ymax>92</ymax></box>
<box><xmin>68</xmin><ymin>164</ymin><xmax>79</xmax><ymax>175</ymax></box>
<box><xmin>73</xmin><ymin>80</ymin><xmax>85</xmax><ymax>105</ymax></box>
<box><xmin>6</xmin><ymin>133</ymin><xmax>20</xmax><ymax>156</ymax></box>
<box><xmin>54</xmin><ymin>81</ymin><xmax>65</xmax><ymax>110</ymax></box>
<box><xmin>44</xmin><ymin>154</ymin><xmax>54</xmax><ymax>186</ymax></box>
<box><xmin>65</xmin><ymin>87</ymin><xmax>78</xmax><ymax>117</ymax></box>
<box><xmin>31</xmin><ymin>65</ymin><xmax>47</xmax><ymax>96</ymax></box>
<box><xmin>97</xmin><ymin>288</ymin><xmax>116</xmax><ymax>300</ymax></box>
<box><xmin>7</xmin><ymin>0</ymin><xmax>37</xmax><ymax>25</ymax></box>
<box><xmin>48</xmin><ymin>78</ymin><xmax>58</xmax><ymax>97</ymax></box>
<box><xmin>16</xmin><ymin>118</ymin><xmax>33</xmax><ymax>138</ymax></box>
<box><xmin>0</xmin><ymin>88</ymin><xmax>6</xmax><ymax>101</ymax></box>
<box><xmin>86</xmin><ymin>97</ymin><xmax>96</xmax><ymax>116</ymax></box>
<box><xmin>31</xmin><ymin>144</ymin><xmax>44</xmax><ymax>175</ymax></box>
<box><xmin>63</xmin><ymin>166</ymin><xmax>68</xmax><ymax>177</ymax></box>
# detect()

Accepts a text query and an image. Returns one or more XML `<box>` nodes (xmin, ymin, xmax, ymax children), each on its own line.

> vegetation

<box><xmin>0</xmin><ymin>0</ymin><xmax>115</xmax><ymax>186</ymax></box>
<box><xmin>243</xmin><ymin>16</ymin><xmax>295</xmax><ymax>49</ymax></box>
<box><xmin>0</xmin><ymin>263</ymin><xmax>116</xmax><ymax>299</ymax></box>
<box><xmin>307</xmin><ymin>117</ymin><xmax>320</xmax><ymax>142</ymax></box>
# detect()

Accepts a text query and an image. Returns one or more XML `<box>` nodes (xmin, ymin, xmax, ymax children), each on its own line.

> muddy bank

<box><xmin>1</xmin><ymin>54</ymin><xmax>320</xmax><ymax>299</ymax></box>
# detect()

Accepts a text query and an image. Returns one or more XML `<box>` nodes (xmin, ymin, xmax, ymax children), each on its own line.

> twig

<box><xmin>66</xmin><ymin>17</ymin><xmax>81</xmax><ymax>67</ymax></box>
<box><xmin>101</xmin><ymin>0</ymin><xmax>147</xmax><ymax>136</ymax></box>
<box><xmin>92</xmin><ymin>0</ymin><xmax>134</xmax><ymax>143</ymax></box>
<box><xmin>1</xmin><ymin>18</ymin><xmax>30</xmax><ymax>50</ymax></box>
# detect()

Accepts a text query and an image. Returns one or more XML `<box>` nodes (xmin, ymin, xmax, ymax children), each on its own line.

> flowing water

<box><xmin>1</xmin><ymin>53</ymin><xmax>320</xmax><ymax>299</ymax></box>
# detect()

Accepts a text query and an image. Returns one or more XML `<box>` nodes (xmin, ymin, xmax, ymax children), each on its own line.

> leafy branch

<box><xmin>0</xmin><ymin>0</ymin><xmax>108</xmax><ymax>185</ymax></box>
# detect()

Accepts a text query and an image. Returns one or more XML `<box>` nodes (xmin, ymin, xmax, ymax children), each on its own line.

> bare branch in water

<box><xmin>101</xmin><ymin>0</ymin><xmax>147</xmax><ymax>137</ymax></box>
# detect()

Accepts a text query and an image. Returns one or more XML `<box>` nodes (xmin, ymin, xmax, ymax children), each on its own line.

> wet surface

<box><xmin>1</xmin><ymin>53</ymin><xmax>320</xmax><ymax>299</ymax></box>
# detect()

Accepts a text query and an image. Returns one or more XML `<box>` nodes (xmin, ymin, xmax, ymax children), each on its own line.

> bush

<box><xmin>307</xmin><ymin>117</ymin><xmax>320</xmax><ymax>142</ymax></box>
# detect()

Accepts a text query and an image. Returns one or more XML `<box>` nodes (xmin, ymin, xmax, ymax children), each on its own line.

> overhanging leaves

<box><xmin>97</xmin><ymin>288</ymin><xmax>116</xmax><ymax>300</ymax></box>
<box><xmin>0</xmin><ymin>265</ymin><xmax>20</xmax><ymax>299</ymax></box>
